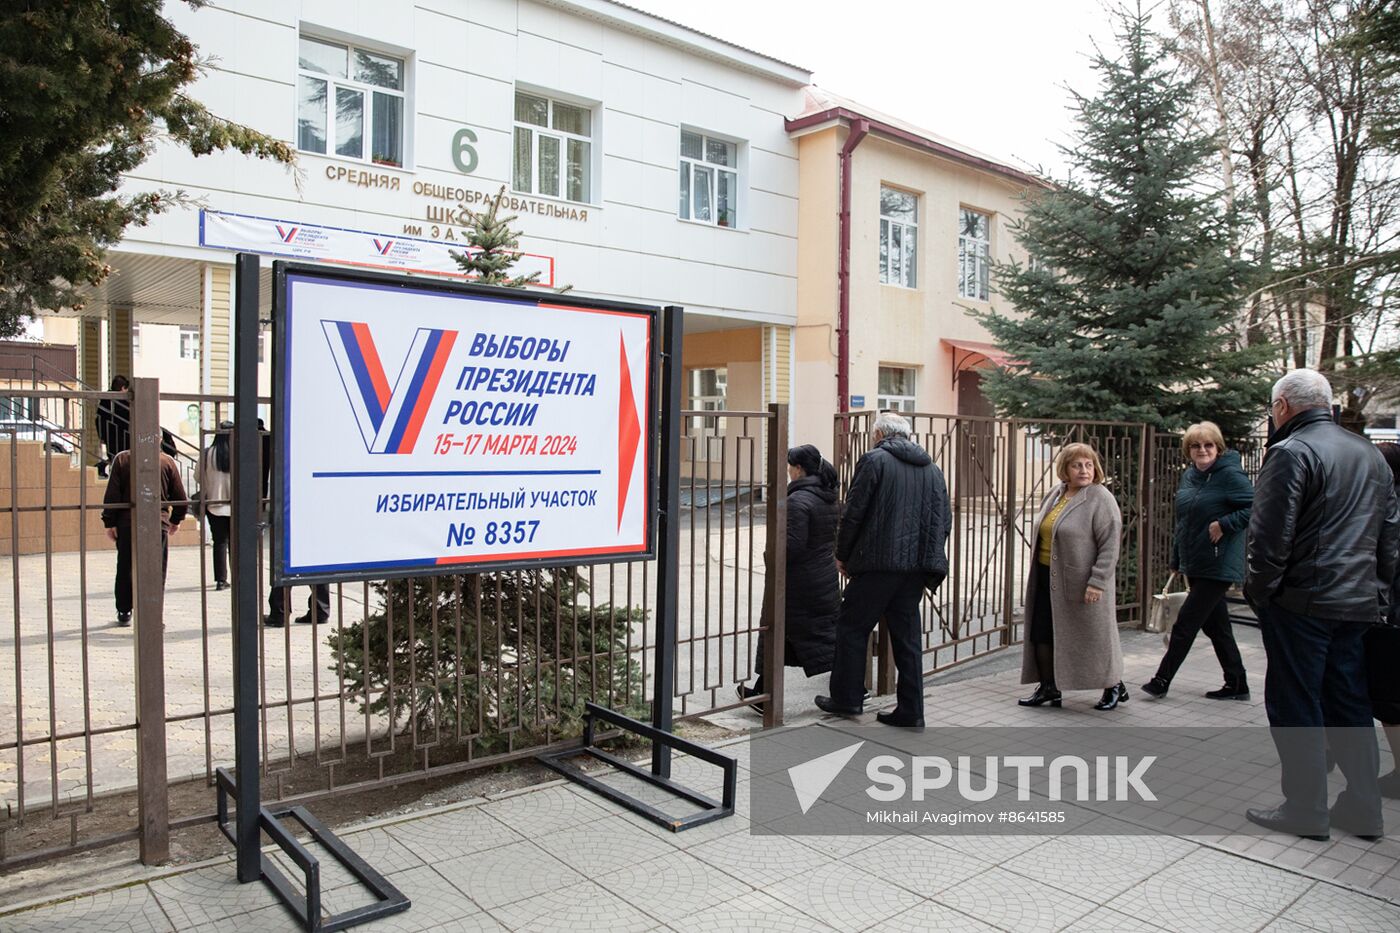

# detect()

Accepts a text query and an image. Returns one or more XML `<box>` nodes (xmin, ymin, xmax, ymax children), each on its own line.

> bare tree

<box><xmin>1169</xmin><ymin>0</ymin><xmax>1400</xmax><ymax>426</ymax></box>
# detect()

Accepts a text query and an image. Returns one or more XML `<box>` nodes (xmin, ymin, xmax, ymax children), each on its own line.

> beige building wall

<box><xmin>793</xmin><ymin>121</ymin><xmax>1037</xmax><ymax>455</ymax></box>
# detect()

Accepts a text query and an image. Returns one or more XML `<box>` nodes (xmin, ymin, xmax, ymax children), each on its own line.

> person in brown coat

<box><xmin>1019</xmin><ymin>442</ymin><xmax>1127</xmax><ymax>710</ymax></box>
<box><xmin>101</xmin><ymin>430</ymin><xmax>188</xmax><ymax>626</ymax></box>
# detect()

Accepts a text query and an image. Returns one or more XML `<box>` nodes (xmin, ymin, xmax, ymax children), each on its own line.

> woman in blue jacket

<box><xmin>1142</xmin><ymin>421</ymin><xmax>1253</xmax><ymax>700</ymax></box>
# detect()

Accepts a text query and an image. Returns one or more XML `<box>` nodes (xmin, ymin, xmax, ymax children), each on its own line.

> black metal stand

<box><xmin>538</xmin><ymin>704</ymin><xmax>737</xmax><ymax>831</ymax></box>
<box><xmin>216</xmin><ymin>769</ymin><xmax>409</xmax><ymax>932</ymax></box>
<box><xmin>540</xmin><ymin>306</ymin><xmax>738</xmax><ymax>830</ymax></box>
<box><xmin>231</xmin><ymin>254</ymin><xmax>408</xmax><ymax>930</ymax></box>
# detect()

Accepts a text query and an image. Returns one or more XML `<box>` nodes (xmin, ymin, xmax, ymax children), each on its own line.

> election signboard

<box><xmin>272</xmin><ymin>263</ymin><xmax>657</xmax><ymax>583</ymax></box>
<box><xmin>202</xmin><ymin>210</ymin><xmax>556</xmax><ymax>286</ymax></box>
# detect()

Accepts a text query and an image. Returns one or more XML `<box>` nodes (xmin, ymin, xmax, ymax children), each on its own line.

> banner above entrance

<box><xmin>200</xmin><ymin>209</ymin><xmax>555</xmax><ymax>287</ymax></box>
<box><xmin>272</xmin><ymin>264</ymin><xmax>657</xmax><ymax>583</ymax></box>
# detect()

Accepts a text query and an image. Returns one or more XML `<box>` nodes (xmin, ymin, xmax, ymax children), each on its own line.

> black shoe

<box><xmin>814</xmin><ymin>695</ymin><xmax>862</xmax><ymax>717</ymax></box>
<box><xmin>294</xmin><ymin>613</ymin><xmax>328</xmax><ymax>625</ymax></box>
<box><xmin>1245</xmin><ymin>806</ymin><xmax>1329</xmax><ymax>841</ymax></box>
<box><xmin>214</xmin><ymin>581</ymin><xmax>230</xmax><ymax>591</ymax></box>
<box><xmin>1094</xmin><ymin>682</ymin><xmax>1129</xmax><ymax>711</ymax></box>
<box><xmin>876</xmin><ymin>710</ymin><xmax>924</xmax><ymax>728</ymax></box>
<box><xmin>1380</xmin><ymin>770</ymin><xmax>1400</xmax><ymax>800</ymax></box>
<box><xmin>736</xmin><ymin>684</ymin><xmax>765</xmax><ymax>715</ymax></box>
<box><xmin>264</xmin><ymin>615</ymin><xmax>285</xmax><ymax>628</ymax></box>
<box><xmin>116</xmin><ymin>611</ymin><xmax>131</xmax><ymax>627</ymax></box>
<box><xmin>1205</xmin><ymin>680</ymin><xmax>1250</xmax><ymax>701</ymax></box>
<box><xmin>1140</xmin><ymin>677</ymin><xmax>1168</xmax><ymax>699</ymax></box>
<box><xmin>1329</xmin><ymin>805</ymin><xmax>1383</xmax><ymax>842</ymax></box>
<box><xmin>1018</xmin><ymin>684</ymin><xmax>1062</xmax><ymax>708</ymax></box>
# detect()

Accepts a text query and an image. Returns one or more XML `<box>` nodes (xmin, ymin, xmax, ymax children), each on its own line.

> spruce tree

<box><xmin>973</xmin><ymin>8</ymin><xmax>1272</xmax><ymax>441</ymax></box>
<box><xmin>451</xmin><ymin>186</ymin><xmax>542</xmax><ymax>288</ymax></box>
<box><xmin>0</xmin><ymin>1</ymin><xmax>294</xmax><ymax>335</ymax></box>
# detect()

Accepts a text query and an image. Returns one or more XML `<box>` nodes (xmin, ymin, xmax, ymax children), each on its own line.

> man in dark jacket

<box><xmin>1245</xmin><ymin>369</ymin><xmax>1400</xmax><ymax>841</ymax></box>
<box><xmin>816</xmin><ymin>412</ymin><xmax>951</xmax><ymax>727</ymax></box>
<box><xmin>101</xmin><ymin>430</ymin><xmax>188</xmax><ymax>626</ymax></box>
<box><xmin>94</xmin><ymin>375</ymin><xmax>130</xmax><ymax>477</ymax></box>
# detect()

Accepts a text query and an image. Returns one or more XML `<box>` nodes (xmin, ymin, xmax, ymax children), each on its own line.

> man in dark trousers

<box><xmin>816</xmin><ymin>411</ymin><xmax>951</xmax><ymax>727</ymax></box>
<box><xmin>101</xmin><ymin>429</ymin><xmax>188</xmax><ymax>626</ymax></box>
<box><xmin>259</xmin><ymin>417</ymin><xmax>328</xmax><ymax>626</ymax></box>
<box><xmin>1245</xmin><ymin>368</ymin><xmax>1400</xmax><ymax>842</ymax></box>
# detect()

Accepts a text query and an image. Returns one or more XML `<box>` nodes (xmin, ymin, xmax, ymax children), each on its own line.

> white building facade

<box><xmin>55</xmin><ymin>0</ymin><xmax>808</xmax><ymax>437</ymax></box>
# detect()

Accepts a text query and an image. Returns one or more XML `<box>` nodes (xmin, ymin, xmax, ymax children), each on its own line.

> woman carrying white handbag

<box><xmin>1142</xmin><ymin>422</ymin><xmax>1254</xmax><ymax>701</ymax></box>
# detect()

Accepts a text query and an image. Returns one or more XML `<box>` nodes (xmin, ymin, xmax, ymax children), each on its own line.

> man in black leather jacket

<box><xmin>1245</xmin><ymin>369</ymin><xmax>1400</xmax><ymax>842</ymax></box>
<box><xmin>815</xmin><ymin>411</ymin><xmax>951</xmax><ymax>727</ymax></box>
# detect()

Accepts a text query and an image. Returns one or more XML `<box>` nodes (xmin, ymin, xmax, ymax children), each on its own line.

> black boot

<box><xmin>1018</xmin><ymin>684</ymin><xmax>1062</xmax><ymax>708</ymax></box>
<box><xmin>1141</xmin><ymin>676</ymin><xmax>1169</xmax><ymax>699</ymax></box>
<box><xmin>736</xmin><ymin>683</ymin><xmax>765</xmax><ymax>714</ymax></box>
<box><xmin>1205</xmin><ymin>677</ymin><xmax>1250</xmax><ymax>701</ymax></box>
<box><xmin>1094</xmin><ymin>682</ymin><xmax>1129</xmax><ymax>711</ymax></box>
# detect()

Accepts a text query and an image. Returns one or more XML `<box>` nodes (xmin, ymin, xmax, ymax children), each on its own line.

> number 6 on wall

<box><xmin>452</xmin><ymin>128</ymin><xmax>479</xmax><ymax>174</ymax></box>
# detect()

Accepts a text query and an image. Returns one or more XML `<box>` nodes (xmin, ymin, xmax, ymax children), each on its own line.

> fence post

<box><xmin>762</xmin><ymin>403</ymin><xmax>788</xmax><ymax>728</ymax></box>
<box><xmin>1002</xmin><ymin>420</ymin><xmax>1018</xmax><ymax>646</ymax></box>
<box><xmin>129</xmin><ymin>377</ymin><xmax>169</xmax><ymax>865</ymax></box>
<box><xmin>1139</xmin><ymin>425</ymin><xmax>1155</xmax><ymax>625</ymax></box>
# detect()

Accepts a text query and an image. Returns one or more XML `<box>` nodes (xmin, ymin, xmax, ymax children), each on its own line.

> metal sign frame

<box><xmin>268</xmin><ymin>260</ymin><xmax>662</xmax><ymax>587</ymax></box>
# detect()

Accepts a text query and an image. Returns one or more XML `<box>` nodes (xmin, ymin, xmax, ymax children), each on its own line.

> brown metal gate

<box><xmin>1</xmin><ymin>383</ymin><xmax>788</xmax><ymax>870</ymax></box>
<box><xmin>834</xmin><ymin>412</ymin><xmax>1152</xmax><ymax>687</ymax></box>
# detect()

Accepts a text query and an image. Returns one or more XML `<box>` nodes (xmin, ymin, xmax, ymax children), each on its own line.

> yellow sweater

<box><xmin>1037</xmin><ymin>496</ymin><xmax>1070</xmax><ymax>566</ymax></box>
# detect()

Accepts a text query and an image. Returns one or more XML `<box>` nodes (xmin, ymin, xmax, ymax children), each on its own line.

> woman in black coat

<box><xmin>1141</xmin><ymin>421</ymin><xmax>1253</xmax><ymax>701</ymax></box>
<box><xmin>737</xmin><ymin>444</ymin><xmax>841</xmax><ymax>713</ymax></box>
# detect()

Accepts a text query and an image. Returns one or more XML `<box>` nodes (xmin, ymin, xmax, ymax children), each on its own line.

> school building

<box><xmin>20</xmin><ymin>0</ymin><xmax>1041</xmax><ymax>460</ymax></box>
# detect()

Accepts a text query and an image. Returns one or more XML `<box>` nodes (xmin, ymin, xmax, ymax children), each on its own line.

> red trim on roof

<box><xmin>786</xmin><ymin>107</ymin><xmax>1045</xmax><ymax>189</ymax></box>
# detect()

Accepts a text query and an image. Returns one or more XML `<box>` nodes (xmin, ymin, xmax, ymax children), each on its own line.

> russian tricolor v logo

<box><xmin>323</xmin><ymin>320</ymin><xmax>457</xmax><ymax>454</ymax></box>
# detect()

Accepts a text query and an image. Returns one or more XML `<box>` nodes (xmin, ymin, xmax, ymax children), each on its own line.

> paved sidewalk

<box><xmin>2</xmin><ymin>627</ymin><xmax>1398</xmax><ymax>931</ymax></box>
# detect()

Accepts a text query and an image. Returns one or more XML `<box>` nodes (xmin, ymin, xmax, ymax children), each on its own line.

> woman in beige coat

<box><xmin>1019</xmin><ymin>443</ymin><xmax>1127</xmax><ymax>710</ymax></box>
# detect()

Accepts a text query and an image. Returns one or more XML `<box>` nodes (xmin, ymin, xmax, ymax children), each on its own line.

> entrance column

<box><xmin>107</xmin><ymin>304</ymin><xmax>134</xmax><ymax>384</ymax></box>
<box><xmin>79</xmin><ymin>317</ymin><xmax>103</xmax><ymax>465</ymax></box>
<box><xmin>202</xmin><ymin>263</ymin><xmax>233</xmax><ymax>401</ymax></box>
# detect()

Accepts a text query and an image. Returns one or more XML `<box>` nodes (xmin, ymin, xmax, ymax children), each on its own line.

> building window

<box><xmin>297</xmin><ymin>35</ymin><xmax>406</xmax><ymax>168</ymax></box>
<box><xmin>679</xmin><ymin>131</ymin><xmax>738</xmax><ymax>227</ymax></box>
<box><xmin>958</xmin><ymin>208</ymin><xmax>991</xmax><ymax>301</ymax></box>
<box><xmin>688</xmin><ymin>367</ymin><xmax>727</xmax><ymax>434</ymax></box>
<box><xmin>258</xmin><ymin>328</ymin><xmax>267</xmax><ymax>363</ymax></box>
<box><xmin>513</xmin><ymin>91</ymin><xmax>592</xmax><ymax>203</ymax></box>
<box><xmin>879</xmin><ymin>187</ymin><xmax>918</xmax><ymax>288</ymax></box>
<box><xmin>878</xmin><ymin>366</ymin><xmax>916</xmax><ymax>413</ymax></box>
<box><xmin>131</xmin><ymin>323</ymin><xmax>141</xmax><ymax>358</ymax></box>
<box><xmin>179</xmin><ymin>326</ymin><xmax>200</xmax><ymax>362</ymax></box>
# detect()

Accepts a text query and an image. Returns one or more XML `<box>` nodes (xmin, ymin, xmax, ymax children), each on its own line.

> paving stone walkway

<box><xmin>2</xmin><ymin>624</ymin><xmax>1398</xmax><ymax>932</ymax></box>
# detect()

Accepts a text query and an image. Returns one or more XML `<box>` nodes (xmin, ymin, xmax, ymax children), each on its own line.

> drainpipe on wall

<box><xmin>836</xmin><ymin>118</ymin><xmax>869</xmax><ymax>414</ymax></box>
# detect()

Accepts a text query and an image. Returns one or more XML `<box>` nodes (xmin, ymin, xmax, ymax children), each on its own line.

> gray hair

<box><xmin>1272</xmin><ymin>369</ymin><xmax>1333</xmax><ymax>411</ymax></box>
<box><xmin>873</xmin><ymin>411</ymin><xmax>912</xmax><ymax>439</ymax></box>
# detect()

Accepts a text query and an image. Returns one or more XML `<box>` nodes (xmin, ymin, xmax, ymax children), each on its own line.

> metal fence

<box><xmin>834</xmin><ymin>412</ymin><xmax>1152</xmax><ymax>690</ymax></box>
<box><xmin>0</xmin><ymin>384</ymin><xmax>788</xmax><ymax>870</ymax></box>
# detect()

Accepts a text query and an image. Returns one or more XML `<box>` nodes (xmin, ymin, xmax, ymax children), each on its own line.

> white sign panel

<box><xmin>275</xmin><ymin>268</ymin><xmax>654</xmax><ymax>580</ymax></box>
<box><xmin>201</xmin><ymin>210</ymin><xmax>555</xmax><ymax>287</ymax></box>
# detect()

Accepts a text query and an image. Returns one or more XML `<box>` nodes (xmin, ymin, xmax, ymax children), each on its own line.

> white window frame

<box><xmin>296</xmin><ymin>34</ymin><xmax>408</xmax><ymax>168</ymax></box>
<box><xmin>879</xmin><ymin>186</ymin><xmax>919</xmax><ymax>288</ymax></box>
<box><xmin>512</xmin><ymin>90</ymin><xmax>594</xmax><ymax>204</ymax></box>
<box><xmin>679</xmin><ymin>130</ymin><xmax>740</xmax><ymax>228</ymax></box>
<box><xmin>687</xmin><ymin>367</ymin><xmax>728</xmax><ymax>436</ymax></box>
<box><xmin>877</xmin><ymin>366</ymin><xmax>917</xmax><ymax>413</ymax></box>
<box><xmin>958</xmin><ymin>207</ymin><xmax>992</xmax><ymax>301</ymax></box>
<box><xmin>179</xmin><ymin>326</ymin><xmax>200</xmax><ymax>362</ymax></box>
